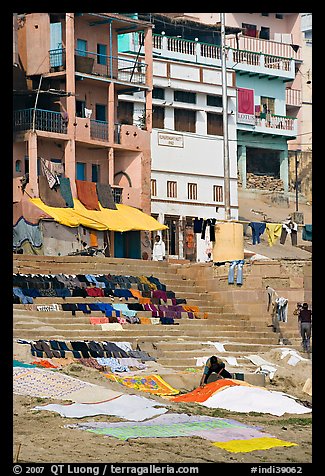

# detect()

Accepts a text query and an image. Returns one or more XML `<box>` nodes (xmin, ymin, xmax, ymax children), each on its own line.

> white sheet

<box><xmin>200</xmin><ymin>385</ymin><xmax>312</xmax><ymax>416</ymax></box>
<box><xmin>33</xmin><ymin>394</ymin><xmax>168</xmax><ymax>421</ymax></box>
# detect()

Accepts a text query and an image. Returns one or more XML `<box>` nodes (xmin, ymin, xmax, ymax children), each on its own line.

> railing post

<box><xmin>162</xmin><ymin>35</ymin><xmax>168</xmax><ymax>53</ymax></box>
<box><xmin>260</xmin><ymin>54</ymin><xmax>265</xmax><ymax>68</ymax></box>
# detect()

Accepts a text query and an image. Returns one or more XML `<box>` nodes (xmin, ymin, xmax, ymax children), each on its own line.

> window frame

<box><xmin>167</xmin><ymin>181</ymin><xmax>177</xmax><ymax>198</ymax></box>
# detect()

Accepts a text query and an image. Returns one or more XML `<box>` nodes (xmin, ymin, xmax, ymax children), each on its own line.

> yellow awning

<box><xmin>30</xmin><ymin>198</ymin><xmax>168</xmax><ymax>232</ymax></box>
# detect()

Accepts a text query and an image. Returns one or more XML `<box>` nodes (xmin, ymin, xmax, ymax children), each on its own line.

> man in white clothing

<box><xmin>152</xmin><ymin>235</ymin><xmax>166</xmax><ymax>261</ymax></box>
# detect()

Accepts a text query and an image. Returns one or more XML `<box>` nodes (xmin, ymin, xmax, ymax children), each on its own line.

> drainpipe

<box><xmin>32</xmin><ymin>75</ymin><xmax>43</xmax><ymax>132</ymax></box>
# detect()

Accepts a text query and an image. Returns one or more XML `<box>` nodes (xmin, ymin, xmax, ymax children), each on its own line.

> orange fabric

<box><xmin>139</xmin><ymin>317</ymin><xmax>152</xmax><ymax>325</ymax></box>
<box><xmin>130</xmin><ymin>289</ymin><xmax>142</xmax><ymax>299</ymax></box>
<box><xmin>31</xmin><ymin>359</ymin><xmax>59</xmax><ymax>369</ymax></box>
<box><xmin>90</xmin><ymin>317</ymin><xmax>109</xmax><ymax>324</ymax></box>
<box><xmin>139</xmin><ymin>297</ymin><xmax>151</xmax><ymax>304</ymax></box>
<box><xmin>89</xmin><ymin>230</ymin><xmax>98</xmax><ymax>247</ymax></box>
<box><xmin>183</xmin><ymin>305</ymin><xmax>200</xmax><ymax>317</ymax></box>
<box><xmin>75</xmin><ymin>180</ymin><xmax>100</xmax><ymax>210</ymax></box>
<box><xmin>170</xmin><ymin>379</ymin><xmax>241</xmax><ymax>403</ymax></box>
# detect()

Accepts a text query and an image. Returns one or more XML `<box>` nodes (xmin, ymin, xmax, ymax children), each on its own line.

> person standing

<box><xmin>152</xmin><ymin>234</ymin><xmax>166</xmax><ymax>261</ymax></box>
<box><xmin>294</xmin><ymin>302</ymin><xmax>312</xmax><ymax>353</ymax></box>
<box><xmin>199</xmin><ymin>355</ymin><xmax>232</xmax><ymax>387</ymax></box>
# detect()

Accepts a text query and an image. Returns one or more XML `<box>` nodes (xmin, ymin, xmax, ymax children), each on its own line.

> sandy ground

<box><xmin>13</xmin><ymin>344</ymin><xmax>312</xmax><ymax>465</ymax></box>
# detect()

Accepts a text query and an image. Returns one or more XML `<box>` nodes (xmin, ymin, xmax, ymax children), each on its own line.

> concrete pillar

<box><xmin>65</xmin><ymin>140</ymin><xmax>76</xmax><ymax>197</ymax></box>
<box><xmin>108</xmin><ymin>147</ymin><xmax>114</xmax><ymax>185</ymax></box>
<box><xmin>27</xmin><ymin>132</ymin><xmax>38</xmax><ymax>197</ymax></box>
<box><xmin>144</xmin><ymin>26</ymin><xmax>153</xmax><ymax>133</ymax></box>
<box><xmin>238</xmin><ymin>145</ymin><xmax>247</xmax><ymax>189</ymax></box>
<box><xmin>280</xmin><ymin>149</ymin><xmax>289</xmax><ymax>192</ymax></box>
<box><xmin>65</xmin><ymin>13</ymin><xmax>76</xmax><ymax>194</ymax></box>
<box><xmin>108</xmin><ymin>82</ymin><xmax>115</xmax><ymax>143</ymax></box>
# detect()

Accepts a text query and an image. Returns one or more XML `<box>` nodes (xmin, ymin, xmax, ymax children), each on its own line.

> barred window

<box><xmin>188</xmin><ymin>183</ymin><xmax>197</xmax><ymax>200</ymax></box>
<box><xmin>213</xmin><ymin>185</ymin><xmax>223</xmax><ymax>202</ymax></box>
<box><xmin>167</xmin><ymin>181</ymin><xmax>177</xmax><ymax>198</ymax></box>
<box><xmin>174</xmin><ymin>91</ymin><xmax>196</xmax><ymax>104</ymax></box>
<box><xmin>151</xmin><ymin>179</ymin><xmax>157</xmax><ymax>197</ymax></box>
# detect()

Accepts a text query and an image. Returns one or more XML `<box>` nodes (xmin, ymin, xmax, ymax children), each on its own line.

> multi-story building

<box><xmin>13</xmin><ymin>12</ymin><xmax>156</xmax><ymax>258</ymax></box>
<box><xmin>119</xmin><ymin>13</ymin><xmax>304</xmax><ymax>261</ymax></box>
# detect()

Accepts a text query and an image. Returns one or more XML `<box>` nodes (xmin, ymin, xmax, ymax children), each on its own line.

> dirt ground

<box><xmin>13</xmin><ymin>346</ymin><xmax>312</xmax><ymax>465</ymax></box>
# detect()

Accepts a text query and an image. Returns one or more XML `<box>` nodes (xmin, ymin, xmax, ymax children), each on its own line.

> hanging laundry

<box><xmin>75</xmin><ymin>180</ymin><xmax>100</xmax><ymax>210</ymax></box>
<box><xmin>280</xmin><ymin>219</ymin><xmax>298</xmax><ymax>246</ymax></box>
<box><xmin>248</xmin><ymin>222</ymin><xmax>266</xmax><ymax>245</ymax></box>
<box><xmin>193</xmin><ymin>217</ymin><xmax>203</xmax><ymax>233</ymax></box>
<box><xmin>96</xmin><ymin>183</ymin><xmax>117</xmax><ymax>210</ymax></box>
<box><xmin>38</xmin><ymin>175</ymin><xmax>67</xmax><ymax>208</ymax></box>
<box><xmin>201</xmin><ymin>219</ymin><xmax>216</xmax><ymax>241</ymax></box>
<box><xmin>40</xmin><ymin>158</ymin><xmax>59</xmax><ymax>189</ymax></box>
<box><xmin>13</xmin><ymin>218</ymin><xmax>43</xmax><ymax>249</ymax></box>
<box><xmin>58</xmin><ymin>177</ymin><xmax>74</xmax><ymax>208</ymax></box>
<box><xmin>265</xmin><ymin>223</ymin><xmax>282</xmax><ymax>247</ymax></box>
<box><xmin>228</xmin><ymin>260</ymin><xmax>245</xmax><ymax>286</ymax></box>
<box><xmin>302</xmin><ymin>224</ymin><xmax>312</xmax><ymax>242</ymax></box>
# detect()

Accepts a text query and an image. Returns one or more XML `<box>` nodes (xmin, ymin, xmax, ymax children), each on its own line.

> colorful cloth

<box><xmin>265</xmin><ymin>223</ymin><xmax>283</xmax><ymax>246</ymax></box>
<box><xmin>171</xmin><ymin>379</ymin><xmax>242</xmax><ymax>403</ymax></box>
<box><xmin>213</xmin><ymin>437</ymin><xmax>297</xmax><ymax>453</ymax></box>
<box><xmin>104</xmin><ymin>374</ymin><xmax>179</xmax><ymax>396</ymax></box>
<box><xmin>67</xmin><ymin>413</ymin><xmax>267</xmax><ymax>441</ymax></box>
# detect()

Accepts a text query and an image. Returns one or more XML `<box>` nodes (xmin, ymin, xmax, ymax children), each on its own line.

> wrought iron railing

<box><xmin>13</xmin><ymin>108</ymin><xmax>67</xmax><ymax>134</ymax></box>
<box><xmin>90</xmin><ymin>119</ymin><xmax>108</xmax><ymax>141</ymax></box>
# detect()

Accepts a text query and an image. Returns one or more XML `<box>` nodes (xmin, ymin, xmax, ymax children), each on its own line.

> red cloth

<box><xmin>85</xmin><ymin>287</ymin><xmax>104</xmax><ymax>297</ymax></box>
<box><xmin>75</xmin><ymin>180</ymin><xmax>100</xmax><ymax>210</ymax></box>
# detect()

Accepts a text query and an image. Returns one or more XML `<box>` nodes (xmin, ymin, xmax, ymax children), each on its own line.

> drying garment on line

<box><xmin>248</xmin><ymin>222</ymin><xmax>266</xmax><ymax>245</ymax></box>
<box><xmin>13</xmin><ymin>287</ymin><xmax>33</xmax><ymax>304</ymax></box>
<box><xmin>275</xmin><ymin>297</ymin><xmax>288</xmax><ymax>322</ymax></box>
<box><xmin>302</xmin><ymin>224</ymin><xmax>312</xmax><ymax>242</ymax></box>
<box><xmin>96</xmin><ymin>183</ymin><xmax>117</xmax><ymax>210</ymax></box>
<box><xmin>201</xmin><ymin>218</ymin><xmax>216</xmax><ymax>241</ymax></box>
<box><xmin>193</xmin><ymin>217</ymin><xmax>203</xmax><ymax>233</ymax></box>
<box><xmin>13</xmin><ymin>218</ymin><xmax>43</xmax><ymax>248</ymax></box>
<box><xmin>40</xmin><ymin>158</ymin><xmax>59</xmax><ymax>189</ymax></box>
<box><xmin>280</xmin><ymin>221</ymin><xmax>298</xmax><ymax>246</ymax></box>
<box><xmin>38</xmin><ymin>175</ymin><xmax>67</xmax><ymax>208</ymax></box>
<box><xmin>75</xmin><ymin>180</ymin><xmax>100</xmax><ymax>210</ymax></box>
<box><xmin>58</xmin><ymin>177</ymin><xmax>74</xmax><ymax>208</ymax></box>
<box><xmin>265</xmin><ymin>223</ymin><xmax>282</xmax><ymax>247</ymax></box>
<box><xmin>228</xmin><ymin>260</ymin><xmax>245</xmax><ymax>286</ymax></box>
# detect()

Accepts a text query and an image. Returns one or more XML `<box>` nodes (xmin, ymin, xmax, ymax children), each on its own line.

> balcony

<box><xmin>90</xmin><ymin>119</ymin><xmax>108</xmax><ymax>142</ymax></box>
<box><xmin>49</xmin><ymin>47</ymin><xmax>148</xmax><ymax>86</ymax></box>
<box><xmin>226</xmin><ymin>34</ymin><xmax>302</xmax><ymax>61</ymax></box>
<box><xmin>286</xmin><ymin>88</ymin><xmax>302</xmax><ymax>107</ymax></box>
<box><xmin>238</xmin><ymin>113</ymin><xmax>297</xmax><ymax>137</ymax></box>
<box><xmin>137</xmin><ymin>33</ymin><xmax>295</xmax><ymax>80</ymax></box>
<box><xmin>13</xmin><ymin>109</ymin><xmax>67</xmax><ymax>134</ymax></box>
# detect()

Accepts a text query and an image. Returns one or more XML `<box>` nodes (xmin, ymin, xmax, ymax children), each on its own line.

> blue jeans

<box><xmin>228</xmin><ymin>260</ymin><xmax>245</xmax><ymax>285</ymax></box>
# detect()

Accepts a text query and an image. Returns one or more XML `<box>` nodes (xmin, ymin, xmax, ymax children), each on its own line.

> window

<box><xmin>152</xmin><ymin>87</ymin><xmax>165</xmax><ymax>100</ymax></box>
<box><xmin>76</xmin><ymin>100</ymin><xmax>86</xmax><ymax>118</ymax></box>
<box><xmin>97</xmin><ymin>44</ymin><xmax>107</xmax><ymax>65</ymax></box>
<box><xmin>167</xmin><ymin>181</ymin><xmax>177</xmax><ymax>198</ymax></box>
<box><xmin>24</xmin><ymin>156</ymin><xmax>29</xmax><ymax>174</ymax></box>
<box><xmin>259</xmin><ymin>27</ymin><xmax>270</xmax><ymax>40</ymax></box>
<box><xmin>15</xmin><ymin>160</ymin><xmax>22</xmax><ymax>173</ymax></box>
<box><xmin>187</xmin><ymin>183</ymin><xmax>197</xmax><ymax>200</ymax></box>
<box><xmin>207</xmin><ymin>95</ymin><xmax>223</xmax><ymax>107</ymax></box>
<box><xmin>275</xmin><ymin>13</ymin><xmax>283</xmax><ymax>19</ymax></box>
<box><xmin>76</xmin><ymin>162</ymin><xmax>86</xmax><ymax>181</ymax></box>
<box><xmin>117</xmin><ymin>101</ymin><xmax>134</xmax><ymax>125</ymax></box>
<box><xmin>95</xmin><ymin>104</ymin><xmax>107</xmax><ymax>122</ymax></box>
<box><xmin>152</xmin><ymin>106</ymin><xmax>165</xmax><ymax>129</ymax></box>
<box><xmin>174</xmin><ymin>109</ymin><xmax>196</xmax><ymax>133</ymax></box>
<box><xmin>261</xmin><ymin>13</ymin><xmax>269</xmax><ymax>16</ymax></box>
<box><xmin>242</xmin><ymin>23</ymin><xmax>257</xmax><ymax>37</ymax></box>
<box><xmin>213</xmin><ymin>185</ymin><xmax>223</xmax><ymax>202</ymax></box>
<box><xmin>91</xmin><ymin>164</ymin><xmax>100</xmax><ymax>182</ymax></box>
<box><xmin>260</xmin><ymin>97</ymin><xmax>275</xmax><ymax>115</ymax></box>
<box><xmin>174</xmin><ymin>91</ymin><xmax>196</xmax><ymax>104</ymax></box>
<box><xmin>76</xmin><ymin>39</ymin><xmax>87</xmax><ymax>56</ymax></box>
<box><xmin>207</xmin><ymin>113</ymin><xmax>223</xmax><ymax>136</ymax></box>
<box><xmin>151</xmin><ymin>179</ymin><xmax>157</xmax><ymax>197</ymax></box>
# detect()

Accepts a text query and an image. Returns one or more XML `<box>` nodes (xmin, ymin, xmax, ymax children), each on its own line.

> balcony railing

<box><xmin>49</xmin><ymin>48</ymin><xmax>66</xmax><ymax>69</ymax></box>
<box><xmin>74</xmin><ymin>49</ymin><xmax>147</xmax><ymax>84</ymax></box>
<box><xmin>90</xmin><ymin>119</ymin><xmax>108</xmax><ymax>141</ymax></box>
<box><xmin>255</xmin><ymin>113</ymin><xmax>297</xmax><ymax>131</ymax></box>
<box><xmin>138</xmin><ymin>33</ymin><xmax>294</xmax><ymax>76</ymax></box>
<box><xmin>13</xmin><ymin>109</ymin><xmax>67</xmax><ymax>134</ymax></box>
<box><xmin>286</xmin><ymin>88</ymin><xmax>302</xmax><ymax>107</ymax></box>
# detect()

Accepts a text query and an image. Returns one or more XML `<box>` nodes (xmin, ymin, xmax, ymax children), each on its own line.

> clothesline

<box><xmin>192</xmin><ymin>217</ymin><xmax>307</xmax><ymax>227</ymax></box>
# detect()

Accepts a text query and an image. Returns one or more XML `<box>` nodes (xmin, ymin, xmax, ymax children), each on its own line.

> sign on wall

<box><xmin>237</xmin><ymin>88</ymin><xmax>255</xmax><ymax>125</ymax></box>
<box><xmin>158</xmin><ymin>132</ymin><xmax>184</xmax><ymax>148</ymax></box>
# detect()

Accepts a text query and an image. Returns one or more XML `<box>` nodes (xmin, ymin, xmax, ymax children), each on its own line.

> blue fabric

<box><xmin>302</xmin><ymin>224</ymin><xmax>312</xmax><ymax>242</ymax></box>
<box><xmin>228</xmin><ymin>260</ymin><xmax>245</xmax><ymax>285</ymax></box>
<box><xmin>249</xmin><ymin>222</ymin><xmax>266</xmax><ymax>244</ymax></box>
<box><xmin>13</xmin><ymin>217</ymin><xmax>43</xmax><ymax>248</ymax></box>
<box><xmin>59</xmin><ymin>177</ymin><xmax>74</xmax><ymax>208</ymax></box>
<box><xmin>13</xmin><ymin>287</ymin><xmax>33</xmax><ymax>304</ymax></box>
